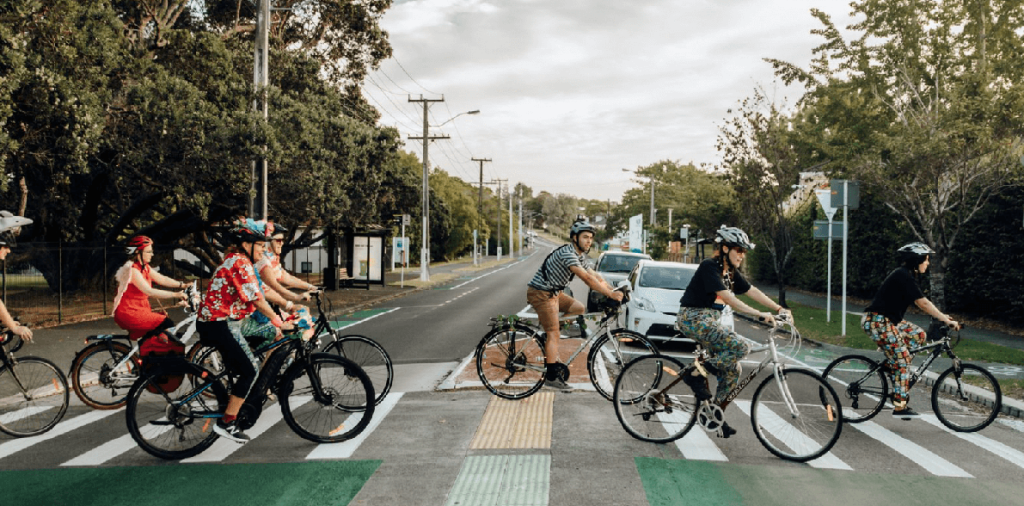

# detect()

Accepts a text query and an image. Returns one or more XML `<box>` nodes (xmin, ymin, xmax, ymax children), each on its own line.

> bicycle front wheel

<box><xmin>323</xmin><ymin>334</ymin><xmax>393</xmax><ymax>406</ymax></box>
<box><xmin>821</xmin><ymin>355</ymin><xmax>888</xmax><ymax>423</ymax></box>
<box><xmin>0</xmin><ymin>357</ymin><xmax>70</xmax><ymax>437</ymax></box>
<box><xmin>613</xmin><ymin>355</ymin><xmax>697</xmax><ymax>443</ymax></box>
<box><xmin>750</xmin><ymin>368</ymin><xmax>843</xmax><ymax>462</ymax></box>
<box><xmin>588</xmin><ymin>329</ymin><xmax>658</xmax><ymax>401</ymax></box>
<box><xmin>279</xmin><ymin>354</ymin><xmax>375</xmax><ymax>443</ymax></box>
<box><xmin>70</xmin><ymin>341</ymin><xmax>136</xmax><ymax>410</ymax></box>
<box><xmin>475</xmin><ymin>325</ymin><xmax>545</xmax><ymax>400</ymax></box>
<box><xmin>931</xmin><ymin>363</ymin><xmax>1001</xmax><ymax>432</ymax></box>
<box><xmin>125</xmin><ymin>362</ymin><xmax>227</xmax><ymax>460</ymax></box>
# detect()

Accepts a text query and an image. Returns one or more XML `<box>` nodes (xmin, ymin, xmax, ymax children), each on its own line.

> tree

<box><xmin>767</xmin><ymin>0</ymin><xmax>1024</xmax><ymax>307</ymax></box>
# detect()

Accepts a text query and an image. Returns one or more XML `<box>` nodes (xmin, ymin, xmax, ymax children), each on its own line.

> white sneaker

<box><xmin>213</xmin><ymin>419</ymin><xmax>251</xmax><ymax>443</ymax></box>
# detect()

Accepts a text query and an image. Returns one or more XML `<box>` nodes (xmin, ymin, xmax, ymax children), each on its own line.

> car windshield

<box><xmin>599</xmin><ymin>255</ymin><xmax>646</xmax><ymax>273</ymax></box>
<box><xmin>638</xmin><ymin>266</ymin><xmax>695</xmax><ymax>290</ymax></box>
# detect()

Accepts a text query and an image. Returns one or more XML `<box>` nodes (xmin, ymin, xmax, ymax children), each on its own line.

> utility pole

<box><xmin>650</xmin><ymin>180</ymin><xmax>656</xmax><ymax>227</ymax></box>
<box><xmin>490</xmin><ymin>179</ymin><xmax>507</xmax><ymax>259</ymax></box>
<box><xmin>472</xmin><ymin>157</ymin><xmax>491</xmax><ymax>265</ymax></box>
<box><xmin>250</xmin><ymin>0</ymin><xmax>270</xmax><ymax>220</ymax></box>
<box><xmin>518</xmin><ymin>189</ymin><xmax>523</xmax><ymax>256</ymax></box>
<box><xmin>508</xmin><ymin>183</ymin><xmax>514</xmax><ymax>259</ymax></box>
<box><xmin>408</xmin><ymin>95</ymin><xmax>449</xmax><ymax>281</ymax></box>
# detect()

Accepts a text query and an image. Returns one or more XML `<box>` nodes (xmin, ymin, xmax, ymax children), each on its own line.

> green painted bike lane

<box><xmin>637</xmin><ymin>458</ymin><xmax>1019</xmax><ymax>506</ymax></box>
<box><xmin>0</xmin><ymin>461</ymin><xmax>380</xmax><ymax>506</ymax></box>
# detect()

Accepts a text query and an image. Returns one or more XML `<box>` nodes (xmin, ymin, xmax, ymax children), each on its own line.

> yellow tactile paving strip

<box><xmin>470</xmin><ymin>392</ymin><xmax>554</xmax><ymax>449</ymax></box>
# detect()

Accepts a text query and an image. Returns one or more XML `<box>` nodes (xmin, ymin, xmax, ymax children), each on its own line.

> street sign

<box><xmin>402</xmin><ymin>214</ymin><xmax>411</xmax><ymax>226</ymax></box>
<box><xmin>814</xmin><ymin>189</ymin><xmax>837</xmax><ymax>221</ymax></box>
<box><xmin>679</xmin><ymin>227</ymin><xmax>688</xmax><ymax>240</ymax></box>
<box><xmin>830</xmin><ymin>180</ymin><xmax>860</xmax><ymax>209</ymax></box>
<box><xmin>813</xmin><ymin>220</ymin><xmax>843</xmax><ymax>240</ymax></box>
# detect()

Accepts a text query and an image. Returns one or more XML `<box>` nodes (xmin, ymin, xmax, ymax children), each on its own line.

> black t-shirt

<box><xmin>864</xmin><ymin>267</ymin><xmax>925</xmax><ymax>324</ymax></box>
<box><xmin>679</xmin><ymin>258</ymin><xmax>751</xmax><ymax>309</ymax></box>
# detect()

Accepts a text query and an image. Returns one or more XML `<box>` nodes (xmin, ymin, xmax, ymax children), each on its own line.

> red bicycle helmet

<box><xmin>126</xmin><ymin>235</ymin><xmax>153</xmax><ymax>256</ymax></box>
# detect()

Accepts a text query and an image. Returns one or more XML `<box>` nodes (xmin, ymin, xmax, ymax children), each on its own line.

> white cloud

<box><xmin>366</xmin><ymin>0</ymin><xmax>858</xmax><ymax>201</ymax></box>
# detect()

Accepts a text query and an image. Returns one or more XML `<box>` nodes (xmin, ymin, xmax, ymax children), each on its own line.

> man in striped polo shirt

<box><xmin>526</xmin><ymin>220</ymin><xmax>623</xmax><ymax>391</ymax></box>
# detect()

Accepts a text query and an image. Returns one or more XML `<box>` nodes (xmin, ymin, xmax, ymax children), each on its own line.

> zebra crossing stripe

<box><xmin>61</xmin><ymin>429</ymin><xmax>167</xmax><ymax>467</ymax></box>
<box><xmin>920</xmin><ymin>415</ymin><xmax>1024</xmax><ymax>470</ymax></box>
<box><xmin>851</xmin><ymin>420</ymin><xmax>973</xmax><ymax>477</ymax></box>
<box><xmin>672</xmin><ymin>420</ymin><xmax>728</xmax><ymax>462</ymax></box>
<box><xmin>182</xmin><ymin>398</ymin><xmax>310</xmax><ymax>463</ymax></box>
<box><xmin>0</xmin><ymin>405</ymin><xmax>53</xmax><ymax>425</ymax></box>
<box><xmin>0</xmin><ymin>409</ymin><xmax>121</xmax><ymax>460</ymax></box>
<box><xmin>306</xmin><ymin>392</ymin><xmax>403</xmax><ymax>460</ymax></box>
<box><xmin>734</xmin><ymin>400</ymin><xmax>851</xmax><ymax>470</ymax></box>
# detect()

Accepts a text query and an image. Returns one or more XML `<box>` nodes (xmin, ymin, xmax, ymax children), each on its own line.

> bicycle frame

<box><xmin>498</xmin><ymin>308</ymin><xmax>626</xmax><ymax>374</ymax></box>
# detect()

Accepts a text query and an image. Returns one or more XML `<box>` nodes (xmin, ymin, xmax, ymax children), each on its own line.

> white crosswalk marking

<box><xmin>672</xmin><ymin>420</ymin><xmax>728</xmax><ymax>461</ymax></box>
<box><xmin>851</xmin><ymin>420</ymin><xmax>973</xmax><ymax>477</ymax></box>
<box><xmin>920</xmin><ymin>415</ymin><xmax>1024</xmax><ymax>470</ymax></box>
<box><xmin>182</xmin><ymin>399</ymin><xmax>309</xmax><ymax>463</ymax></box>
<box><xmin>734</xmin><ymin>400</ymin><xmax>851</xmax><ymax>470</ymax></box>
<box><xmin>0</xmin><ymin>405</ymin><xmax>53</xmax><ymax>425</ymax></box>
<box><xmin>306</xmin><ymin>392</ymin><xmax>403</xmax><ymax>460</ymax></box>
<box><xmin>0</xmin><ymin>409</ymin><xmax>121</xmax><ymax>460</ymax></box>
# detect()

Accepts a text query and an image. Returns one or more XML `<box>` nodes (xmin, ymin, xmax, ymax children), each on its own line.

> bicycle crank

<box><xmin>697</xmin><ymin>402</ymin><xmax>724</xmax><ymax>433</ymax></box>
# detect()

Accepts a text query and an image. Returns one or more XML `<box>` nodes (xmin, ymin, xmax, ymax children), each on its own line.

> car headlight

<box><xmin>635</xmin><ymin>296</ymin><xmax>656</xmax><ymax>312</ymax></box>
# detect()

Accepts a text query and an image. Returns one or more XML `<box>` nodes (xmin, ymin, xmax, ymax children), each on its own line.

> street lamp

<box><xmin>435</xmin><ymin>110</ymin><xmax>480</xmax><ymax>127</ymax></box>
<box><xmin>623</xmin><ymin>168</ymin><xmax>655</xmax><ymax>226</ymax></box>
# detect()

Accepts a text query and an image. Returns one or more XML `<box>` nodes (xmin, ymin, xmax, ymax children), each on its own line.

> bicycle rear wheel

<box><xmin>613</xmin><ymin>355</ymin><xmax>697</xmax><ymax>443</ymax></box>
<box><xmin>931</xmin><ymin>363</ymin><xmax>1001</xmax><ymax>432</ymax></box>
<box><xmin>821</xmin><ymin>355</ymin><xmax>888</xmax><ymax>423</ymax></box>
<box><xmin>279</xmin><ymin>354</ymin><xmax>375</xmax><ymax>443</ymax></box>
<box><xmin>70</xmin><ymin>341</ymin><xmax>136</xmax><ymax>410</ymax></box>
<box><xmin>323</xmin><ymin>334</ymin><xmax>393</xmax><ymax>405</ymax></box>
<box><xmin>750</xmin><ymin>368</ymin><xmax>842</xmax><ymax>462</ymax></box>
<box><xmin>0</xmin><ymin>357</ymin><xmax>70</xmax><ymax>437</ymax></box>
<box><xmin>125</xmin><ymin>362</ymin><xmax>227</xmax><ymax>460</ymax></box>
<box><xmin>475</xmin><ymin>325</ymin><xmax>545</xmax><ymax>399</ymax></box>
<box><xmin>588</xmin><ymin>329</ymin><xmax>658</xmax><ymax>401</ymax></box>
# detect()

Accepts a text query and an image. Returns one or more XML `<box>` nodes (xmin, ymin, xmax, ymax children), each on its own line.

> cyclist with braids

<box><xmin>862</xmin><ymin>242</ymin><xmax>960</xmax><ymax>419</ymax></box>
<box><xmin>675</xmin><ymin>225</ymin><xmax>788</xmax><ymax>438</ymax></box>
<box><xmin>0</xmin><ymin>212</ymin><xmax>34</xmax><ymax>343</ymax></box>
<box><xmin>526</xmin><ymin>219</ymin><xmax>623</xmax><ymax>391</ymax></box>
<box><xmin>112</xmin><ymin>235</ymin><xmax>188</xmax><ymax>343</ymax></box>
<box><xmin>196</xmin><ymin>218</ymin><xmax>286</xmax><ymax>443</ymax></box>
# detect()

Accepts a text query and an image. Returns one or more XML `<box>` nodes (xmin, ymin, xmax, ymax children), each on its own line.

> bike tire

<box><xmin>279</xmin><ymin>354</ymin><xmax>375</xmax><ymax>443</ymax></box>
<box><xmin>323</xmin><ymin>334</ymin><xmax>393</xmax><ymax>406</ymax></box>
<box><xmin>931</xmin><ymin>363</ymin><xmax>1001</xmax><ymax>432</ymax></box>
<box><xmin>588</xmin><ymin>329</ymin><xmax>658</xmax><ymax>401</ymax></box>
<box><xmin>750</xmin><ymin>368</ymin><xmax>843</xmax><ymax>463</ymax></box>
<box><xmin>125</xmin><ymin>361</ymin><xmax>227</xmax><ymax>460</ymax></box>
<box><xmin>0</xmin><ymin>357</ymin><xmax>70</xmax><ymax>437</ymax></box>
<box><xmin>70</xmin><ymin>341</ymin><xmax>135</xmax><ymax>410</ymax></box>
<box><xmin>613</xmin><ymin>355</ymin><xmax>697</xmax><ymax>443</ymax></box>
<box><xmin>821</xmin><ymin>354</ymin><xmax>888</xmax><ymax>423</ymax></box>
<box><xmin>475</xmin><ymin>324</ymin><xmax>546</xmax><ymax>400</ymax></box>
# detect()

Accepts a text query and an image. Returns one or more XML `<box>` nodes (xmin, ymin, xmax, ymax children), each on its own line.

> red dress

<box><xmin>113</xmin><ymin>263</ymin><xmax>169</xmax><ymax>340</ymax></box>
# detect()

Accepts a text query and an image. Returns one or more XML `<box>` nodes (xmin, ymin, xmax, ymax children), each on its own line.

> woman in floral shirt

<box><xmin>196</xmin><ymin>218</ymin><xmax>283</xmax><ymax>443</ymax></box>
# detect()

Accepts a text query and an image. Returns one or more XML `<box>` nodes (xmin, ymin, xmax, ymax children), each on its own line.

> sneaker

<box><xmin>542</xmin><ymin>378</ymin><xmax>573</xmax><ymax>392</ymax></box>
<box><xmin>719</xmin><ymin>421</ymin><xmax>737</xmax><ymax>439</ymax></box>
<box><xmin>681</xmin><ymin>369</ymin><xmax>712</xmax><ymax>401</ymax></box>
<box><xmin>892</xmin><ymin>406</ymin><xmax>921</xmax><ymax>420</ymax></box>
<box><xmin>214</xmin><ymin>419</ymin><xmax>251</xmax><ymax>443</ymax></box>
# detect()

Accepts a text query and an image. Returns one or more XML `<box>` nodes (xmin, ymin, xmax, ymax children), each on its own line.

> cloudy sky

<box><xmin>362</xmin><ymin>0</ymin><xmax>858</xmax><ymax>202</ymax></box>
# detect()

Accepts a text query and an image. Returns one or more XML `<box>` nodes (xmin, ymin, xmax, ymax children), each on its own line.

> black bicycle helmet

<box><xmin>269</xmin><ymin>222</ymin><xmax>288</xmax><ymax>237</ymax></box>
<box><xmin>897</xmin><ymin>242</ymin><xmax>933</xmax><ymax>267</ymax></box>
<box><xmin>0</xmin><ymin>211</ymin><xmax>32</xmax><ymax>247</ymax></box>
<box><xmin>569</xmin><ymin>219</ymin><xmax>595</xmax><ymax>238</ymax></box>
<box><xmin>714</xmin><ymin>225</ymin><xmax>755</xmax><ymax>250</ymax></box>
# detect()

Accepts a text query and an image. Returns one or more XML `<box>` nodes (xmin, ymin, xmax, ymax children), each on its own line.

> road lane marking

<box><xmin>61</xmin><ymin>424</ymin><xmax>172</xmax><ymax>467</ymax></box>
<box><xmin>662</xmin><ymin>412</ymin><xmax>728</xmax><ymax>461</ymax></box>
<box><xmin>332</xmin><ymin>307</ymin><xmax>400</xmax><ymax>331</ymax></box>
<box><xmin>182</xmin><ymin>399</ymin><xmax>309</xmax><ymax>463</ymax></box>
<box><xmin>450</xmin><ymin>262</ymin><xmax>522</xmax><ymax>289</ymax></box>
<box><xmin>445</xmin><ymin>454</ymin><xmax>549</xmax><ymax>506</ymax></box>
<box><xmin>734</xmin><ymin>400</ymin><xmax>851</xmax><ymax>470</ymax></box>
<box><xmin>0</xmin><ymin>406</ymin><xmax>53</xmax><ymax>425</ymax></box>
<box><xmin>920</xmin><ymin>415</ymin><xmax>1024</xmax><ymax>470</ymax></box>
<box><xmin>0</xmin><ymin>409</ymin><xmax>121</xmax><ymax>460</ymax></box>
<box><xmin>306</xmin><ymin>392</ymin><xmax>403</xmax><ymax>460</ymax></box>
<box><xmin>851</xmin><ymin>420</ymin><xmax>973</xmax><ymax>477</ymax></box>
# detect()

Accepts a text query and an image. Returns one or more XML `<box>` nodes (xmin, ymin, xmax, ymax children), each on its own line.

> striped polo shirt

<box><xmin>528</xmin><ymin>244</ymin><xmax>592</xmax><ymax>292</ymax></box>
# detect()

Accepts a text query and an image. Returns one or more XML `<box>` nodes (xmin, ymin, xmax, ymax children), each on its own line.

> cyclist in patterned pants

<box><xmin>675</xmin><ymin>226</ymin><xmax>787</xmax><ymax>438</ymax></box>
<box><xmin>861</xmin><ymin>242</ymin><xmax>960</xmax><ymax>419</ymax></box>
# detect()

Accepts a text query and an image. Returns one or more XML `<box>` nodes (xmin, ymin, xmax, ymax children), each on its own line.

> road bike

<box><xmin>613</xmin><ymin>314</ymin><xmax>844</xmax><ymax>463</ymax></box>
<box><xmin>475</xmin><ymin>284</ymin><xmax>657</xmax><ymax>400</ymax></box>
<box><xmin>821</xmin><ymin>324</ymin><xmax>1001</xmax><ymax>432</ymax></box>
<box><xmin>0</xmin><ymin>328</ymin><xmax>70</xmax><ymax>437</ymax></box>
<box><xmin>187</xmin><ymin>289</ymin><xmax>393</xmax><ymax>406</ymax></box>
<box><xmin>125</xmin><ymin>322</ymin><xmax>375</xmax><ymax>460</ymax></box>
<box><xmin>69</xmin><ymin>281</ymin><xmax>201</xmax><ymax>410</ymax></box>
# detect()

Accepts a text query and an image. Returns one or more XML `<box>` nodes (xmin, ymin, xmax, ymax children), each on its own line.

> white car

<box><xmin>623</xmin><ymin>260</ymin><xmax>735</xmax><ymax>343</ymax></box>
<box><xmin>586</xmin><ymin>251</ymin><xmax>651</xmax><ymax>312</ymax></box>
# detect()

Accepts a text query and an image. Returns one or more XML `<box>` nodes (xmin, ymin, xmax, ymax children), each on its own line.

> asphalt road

<box><xmin>2</xmin><ymin>243</ymin><xmax>1024</xmax><ymax>506</ymax></box>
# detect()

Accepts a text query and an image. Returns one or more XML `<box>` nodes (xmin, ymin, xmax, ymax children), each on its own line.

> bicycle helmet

<box><xmin>897</xmin><ymin>242</ymin><xmax>933</xmax><ymax>267</ymax></box>
<box><xmin>126</xmin><ymin>235</ymin><xmax>153</xmax><ymax>257</ymax></box>
<box><xmin>268</xmin><ymin>221</ymin><xmax>287</xmax><ymax>238</ymax></box>
<box><xmin>714</xmin><ymin>225</ymin><xmax>755</xmax><ymax>251</ymax></box>
<box><xmin>0</xmin><ymin>211</ymin><xmax>32</xmax><ymax>247</ymax></box>
<box><xmin>569</xmin><ymin>219</ymin><xmax>595</xmax><ymax>239</ymax></box>
<box><xmin>229</xmin><ymin>218</ymin><xmax>269</xmax><ymax>244</ymax></box>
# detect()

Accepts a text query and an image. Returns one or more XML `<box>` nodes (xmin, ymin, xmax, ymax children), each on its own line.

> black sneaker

<box><xmin>719</xmin><ymin>421</ymin><xmax>737</xmax><ymax>439</ymax></box>
<box><xmin>214</xmin><ymin>419</ymin><xmax>251</xmax><ymax>443</ymax></box>
<box><xmin>681</xmin><ymin>369</ymin><xmax>712</xmax><ymax>401</ymax></box>
<box><xmin>892</xmin><ymin>406</ymin><xmax>921</xmax><ymax>420</ymax></box>
<box><xmin>542</xmin><ymin>378</ymin><xmax>572</xmax><ymax>392</ymax></box>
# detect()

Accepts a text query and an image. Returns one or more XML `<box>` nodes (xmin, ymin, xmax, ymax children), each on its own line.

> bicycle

<box><xmin>613</xmin><ymin>314</ymin><xmax>844</xmax><ymax>463</ymax></box>
<box><xmin>475</xmin><ymin>284</ymin><xmax>658</xmax><ymax>400</ymax></box>
<box><xmin>821</xmin><ymin>324</ymin><xmax>1001</xmax><ymax>432</ymax></box>
<box><xmin>125</xmin><ymin>323</ymin><xmax>376</xmax><ymax>460</ymax></box>
<box><xmin>0</xmin><ymin>328</ymin><xmax>70</xmax><ymax>437</ymax></box>
<box><xmin>69</xmin><ymin>281</ymin><xmax>201</xmax><ymax>410</ymax></box>
<box><xmin>188</xmin><ymin>289</ymin><xmax>394</xmax><ymax>406</ymax></box>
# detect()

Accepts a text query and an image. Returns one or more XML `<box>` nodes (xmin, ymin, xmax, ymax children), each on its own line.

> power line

<box><xmin>394</xmin><ymin>56</ymin><xmax>440</xmax><ymax>95</ymax></box>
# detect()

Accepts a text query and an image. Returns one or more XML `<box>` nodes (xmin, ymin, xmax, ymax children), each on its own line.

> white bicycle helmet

<box><xmin>0</xmin><ymin>211</ymin><xmax>32</xmax><ymax>247</ymax></box>
<box><xmin>714</xmin><ymin>225</ymin><xmax>755</xmax><ymax>250</ymax></box>
<box><xmin>897</xmin><ymin>242</ymin><xmax>933</xmax><ymax>266</ymax></box>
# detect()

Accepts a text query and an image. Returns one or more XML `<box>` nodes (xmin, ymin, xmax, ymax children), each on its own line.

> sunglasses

<box><xmin>272</xmin><ymin>239</ymin><xmax>284</xmax><ymax>244</ymax></box>
<box><xmin>731</xmin><ymin>247</ymin><xmax>747</xmax><ymax>254</ymax></box>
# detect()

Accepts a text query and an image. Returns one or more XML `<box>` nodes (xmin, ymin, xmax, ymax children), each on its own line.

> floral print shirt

<box><xmin>199</xmin><ymin>253</ymin><xmax>264</xmax><ymax>322</ymax></box>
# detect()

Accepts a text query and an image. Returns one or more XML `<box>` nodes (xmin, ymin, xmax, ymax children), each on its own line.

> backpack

<box><xmin>139</xmin><ymin>332</ymin><xmax>187</xmax><ymax>393</ymax></box>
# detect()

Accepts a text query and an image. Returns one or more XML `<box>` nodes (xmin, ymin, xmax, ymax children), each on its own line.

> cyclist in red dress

<box><xmin>0</xmin><ymin>211</ymin><xmax>34</xmax><ymax>342</ymax></box>
<box><xmin>112</xmin><ymin>236</ymin><xmax>188</xmax><ymax>342</ymax></box>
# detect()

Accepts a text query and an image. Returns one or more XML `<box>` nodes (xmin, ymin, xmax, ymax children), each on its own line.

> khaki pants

<box><xmin>527</xmin><ymin>287</ymin><xmax>584</xmax><ymax>365</ymax></box>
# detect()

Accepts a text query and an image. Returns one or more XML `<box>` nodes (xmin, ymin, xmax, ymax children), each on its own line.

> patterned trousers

<box><xmin>861</xmin><ymin>313</ymin><xmax>926</xmax><ymax>405</ymax></box>
<box><xmin>676</xmin><ymin>307</ymin><xmax>749</xmax><ymax>404</ymax></box>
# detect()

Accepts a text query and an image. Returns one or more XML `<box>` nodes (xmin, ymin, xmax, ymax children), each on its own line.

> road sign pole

<box><xmin>401</xmin><ymin>219</ymin><xmax>406</xmax><ymax>288</ymax></box>
<box><xmin>842</xmin><ymin>180</ymin><xmax>849</xmax><ymax>336</ymax></box>
<box><xmin>827</xmin><ymin>214</ymin><xmax>832</xmax><ymax>323</ymax></box>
